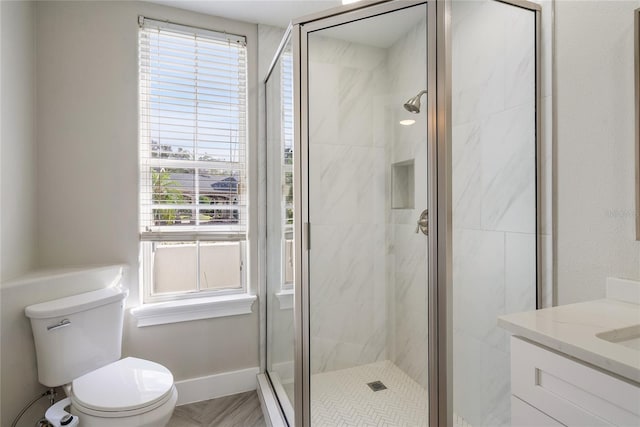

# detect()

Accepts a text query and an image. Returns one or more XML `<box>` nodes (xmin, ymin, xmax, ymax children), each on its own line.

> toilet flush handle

<box><xmin>47</xmin><ymin>319</ymin><xmax>71</xmax><ymax>331</ymax></box>
<box><xmin>45</xmin><ymin>397</ymin><xmax>79</xmax><ymax>427</ymax></box>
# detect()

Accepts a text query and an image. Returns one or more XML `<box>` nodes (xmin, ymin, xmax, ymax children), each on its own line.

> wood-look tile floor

<box><xmin>167</xmin><ymin>391</ymin><xmax>267</xmax><ymax>427</ymax></box>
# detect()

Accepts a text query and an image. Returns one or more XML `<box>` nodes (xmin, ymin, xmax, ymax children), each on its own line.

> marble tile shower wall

<box><xmin>308</xmin><ymin>35</ymin><xmax>389</xmax><ymax>374</ymax></box>
<box><xmin>386</xmin><ymin>18</ymin><xmax>429</xmax><ymax>389</ymax></box>
<box><xmin>308</xmin><ymin>16</ymin><xmax>431</xmax><ymax>387</ymax></box>
<box><xmin>451</xmin><ymin>1</ymin><xmax>545</xmax><ymax>426</ymax></box>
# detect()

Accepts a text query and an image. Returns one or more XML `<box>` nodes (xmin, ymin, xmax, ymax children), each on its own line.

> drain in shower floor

<box><xmin>367</xmin><ymin>380</ymin><xmax>388</xmax><ymax>392</ymax></box>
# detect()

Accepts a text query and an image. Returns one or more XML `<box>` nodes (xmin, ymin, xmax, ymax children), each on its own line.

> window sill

<box><xmin>130</xmin><ymin>293</ymin><xmax>257</xmax><ymax>327</ymax></box>
<box><xmin>275</xmin><ymin>289</ymin><xmax>293</xmax><ymax>310</ymax></box>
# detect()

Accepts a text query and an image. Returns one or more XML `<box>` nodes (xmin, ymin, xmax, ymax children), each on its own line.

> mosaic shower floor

<box><xmin>310</xmin><ymin>360</ymin><xmax>428</xmax><ymax>426</ymax></box>
<box><xmin>276</xmin><ymin>361</ymin><xmax>473</xmax><ymax>426</ymax></box>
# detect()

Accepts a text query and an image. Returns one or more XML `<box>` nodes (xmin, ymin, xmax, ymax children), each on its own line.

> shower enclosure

<box><xmin>263</xmin><ymin>1</ymin><xmax>541</xmax><ymax>426</ymax></box>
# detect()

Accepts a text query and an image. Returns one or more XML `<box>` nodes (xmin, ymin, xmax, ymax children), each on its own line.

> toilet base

<box><xmin>47</xmin><ymin>387</ymin><xmax>177</xmax><ymax>427</ymax></box>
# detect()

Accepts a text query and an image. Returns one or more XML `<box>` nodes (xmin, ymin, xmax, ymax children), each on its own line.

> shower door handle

<box><xmin>415</xmin><ymin>209</ymin><xmax>428</xmax><ymax>236</ymax></box>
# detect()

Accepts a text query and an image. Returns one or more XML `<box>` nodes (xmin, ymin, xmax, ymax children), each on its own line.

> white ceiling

<box><xmin>147</xmin><ymin>0</ymin><xmax>343</xmax><ymax>27</ymax></box>
<box><xmin>147</xmin><ymin>0</ymin><xmax>426</xmax><ymax>48</ymax></box>
<box><xmin>315</xmin><ymin>4</ymin><xmax>425</xmax><ymax>48</ymax></box>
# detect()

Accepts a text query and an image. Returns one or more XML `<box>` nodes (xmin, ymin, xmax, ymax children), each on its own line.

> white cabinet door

<box><xmin>512</xmin><ymin>396</ymin><xmax>565</xmax><ymax>426</ymax></box>
<box><xmin>511</xmin><ymin>336</ymin><xmax>640</xmax><ymax>426</ymax></box>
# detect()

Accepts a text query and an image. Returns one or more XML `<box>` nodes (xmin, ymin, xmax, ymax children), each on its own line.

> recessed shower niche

<box><xmin>392</xmin><ymin>159</ymin><xmax>415</xmax><ymax>209</ymax></box>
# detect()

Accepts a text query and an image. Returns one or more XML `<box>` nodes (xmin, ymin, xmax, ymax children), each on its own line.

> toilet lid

<box><xmin>72</xmin><ymin>357</ymin><xmax>174</xmax><ymax>412</ymax></box>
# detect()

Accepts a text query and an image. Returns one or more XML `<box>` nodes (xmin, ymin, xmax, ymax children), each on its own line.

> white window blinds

<box><xmin>281</xmin><ymin>51</ymin><xmax>294</xmax><ymax>231</ymax></box>
<box><xmin>139</xmin><ymin>17</ymin><xmax>248</xmax><ymax>242</ymax></box>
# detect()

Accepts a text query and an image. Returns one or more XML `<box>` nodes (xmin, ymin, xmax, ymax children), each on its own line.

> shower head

<box><xmin>403</xmin><ymin>90</ymin><xmax>428</xmax><ymax>114</ymax></box>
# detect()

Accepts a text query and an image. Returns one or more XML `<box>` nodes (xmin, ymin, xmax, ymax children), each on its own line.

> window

<box><xmin>139</xmin><ymin>17</ymin><xmax>248</xmax><ymax>303</ymax></box>
<box><xmin>281</xmin><ymin>49</ymin><xmax>294</xmax><ymax>288</ymax></box>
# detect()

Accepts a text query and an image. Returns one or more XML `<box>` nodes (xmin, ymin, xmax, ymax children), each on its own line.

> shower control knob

<box><xmin>415</xmin><ymin>209</ymin><xmax>429</xmax><ymax>236</ymax></box>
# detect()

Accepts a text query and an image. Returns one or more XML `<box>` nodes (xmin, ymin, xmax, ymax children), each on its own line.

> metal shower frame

<box><xmin>263</xmin><ymin>0</ymin><xmax>542</xmax><ymax>425</ymax></box>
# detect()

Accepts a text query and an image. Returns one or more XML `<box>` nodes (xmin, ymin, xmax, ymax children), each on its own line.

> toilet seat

<box><xmin>71</xmin><ymin>357</ymin><xmax>175</xmax><ymax>417</ymax></box>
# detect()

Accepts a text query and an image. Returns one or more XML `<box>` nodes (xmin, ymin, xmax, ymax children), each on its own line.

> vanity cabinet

<box><xmin>511</xmin><ymin>336</ymin><xmax>640</xmax><ymax>426</ymax></box>
<box><xmin>511</xmin><ymin>395</ymin><xmax>563</xmax><ymax>426</ymax></box>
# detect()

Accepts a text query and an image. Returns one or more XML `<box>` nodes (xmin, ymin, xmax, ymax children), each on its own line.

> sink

<box><xmin>596</xmin><ymin>324</ymin><xmax>640</xmax><ymax>351</ymax></box>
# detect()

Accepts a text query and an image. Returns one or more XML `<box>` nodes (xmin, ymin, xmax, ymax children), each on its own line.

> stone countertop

<box><xmin>498</xmin><ymin>278</ymin><xmax>640</xmax><ymax>383</ymax></box>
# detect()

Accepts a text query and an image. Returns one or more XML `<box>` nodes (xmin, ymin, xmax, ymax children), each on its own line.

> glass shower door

<box><xmin>303</xmin><ymin>3</ymin><xmax>430</xmax><ymax>425</ymax></box>
<box><xmin>265</xmin><ymin>34</ymin><xmax>295</xmax><ymax>423</ymax></box>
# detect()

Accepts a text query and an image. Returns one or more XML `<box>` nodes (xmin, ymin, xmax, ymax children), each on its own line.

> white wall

<box><xmin>1</xmin><ymin>0</ymin><xmax>37</xmax><ymax>282</ymax></box>
<box><xmin>0</xmin><ymin>1</ymin><xmax>2</xmax><ymax>415</ymax></box>
<box><xmin>1</xmin><ymin>3</ymin><xmax>36</xmax><ymax>421</ymax></box>
<box><xmin>556</xmin><ymin>0</ymin><xmax>640</xmax><ymax>304</ymax></box>
<box><xmin>34</xmin><ymin>0</ymin><xmax>260</xmax><ymax>375</ymax></box>
<box><xmin>1</xmin><ymin>1</ymin><xmax>261</xmax><ymax>425</ymax></box>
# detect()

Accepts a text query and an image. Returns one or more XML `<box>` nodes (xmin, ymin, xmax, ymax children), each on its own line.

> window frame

<box><xmin>138</xmin><ymin>16</ymin><xmax>250</xmax><ymax>304</ymax></box>
<box><xmin>140</xmin><ymin>240</ymin><xmax>247</xmax><ymax>303</ymax></box>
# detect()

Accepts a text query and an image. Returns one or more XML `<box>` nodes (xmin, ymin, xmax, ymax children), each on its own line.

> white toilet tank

<box><xmin>25</xmin><ymin>285</ymin><xmax>129</xmax><ymax>387</ymax></box>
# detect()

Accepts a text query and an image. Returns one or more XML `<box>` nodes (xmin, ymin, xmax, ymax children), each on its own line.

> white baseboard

<box><xmin>175</xmin><ymin>366</ymin><xmax>260</xmax><ymax>406</ymax></box>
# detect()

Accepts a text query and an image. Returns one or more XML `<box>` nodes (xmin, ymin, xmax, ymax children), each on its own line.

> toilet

<box><xmin>25</xmin><ymin>284</ymin><xmax>177</xmax><ymax>427</ymax></box>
